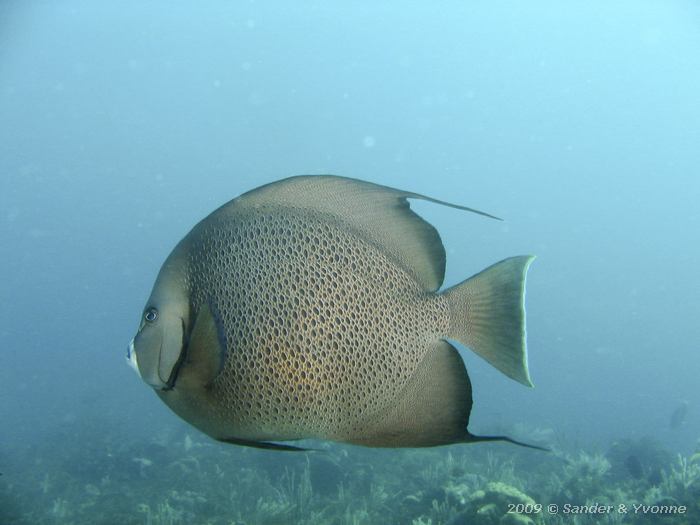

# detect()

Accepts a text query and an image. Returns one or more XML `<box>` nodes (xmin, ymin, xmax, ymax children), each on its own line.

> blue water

<box><xmin>1</xmin><ymin>1</ymin><xmax>699</xmax><ymax>524</ymax></box>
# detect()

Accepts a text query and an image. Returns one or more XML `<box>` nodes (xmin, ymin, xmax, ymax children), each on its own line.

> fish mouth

<box><xmin>126</xmin><ymin>339</ymin><xmax>141</xmax><ymax>377</ymax></box>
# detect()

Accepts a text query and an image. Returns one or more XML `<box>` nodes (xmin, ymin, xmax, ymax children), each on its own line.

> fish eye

<box><xmin>144</xmin><ymin>307</ymin><xmax>159</xmax><ymax>323</ymax></box>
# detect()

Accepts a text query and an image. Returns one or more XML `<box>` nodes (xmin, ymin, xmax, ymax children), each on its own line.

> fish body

<box><xmin>128</xmin><ymin>176</ymin><xmax>535</xmax><ymax>449</ymax></box>
<box><xmin>669</xmin><ymin>401</ymin><xmax>688</xmax><ymax>429</ymax></box>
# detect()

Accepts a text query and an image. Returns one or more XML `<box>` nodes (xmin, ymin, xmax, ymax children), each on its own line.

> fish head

<box><xmin>127</xmin><ymin>259</ymin><xmax>191</xmax><ymax>390</ymax></box>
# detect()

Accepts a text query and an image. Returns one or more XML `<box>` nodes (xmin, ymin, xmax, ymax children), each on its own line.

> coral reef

<box><xmin>606</xmin><ymin>437</ymin><xmax>672</xmax><ymax>485</ymax></box>
<box><xmin>0</xmin><ymin>424</ymin><xmax>698</xmax><ymax>525</ymax></box>
<box><xmin>459</xmin><ymin>481</ymin><xmax>543</xmax><ymax>525</ymax></box>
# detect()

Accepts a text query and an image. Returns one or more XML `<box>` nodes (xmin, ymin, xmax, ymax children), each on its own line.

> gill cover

<box><xmin>132</xmin><ymin>312</ymin><xmax>185</xmax><ymax>389</ymax></box>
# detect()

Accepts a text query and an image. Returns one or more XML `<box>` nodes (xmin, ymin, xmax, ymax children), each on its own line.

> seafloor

<box><xmin>1</xmin><ymin>421</ymin><xmax>698</xmax><ymax>525</ymax></box>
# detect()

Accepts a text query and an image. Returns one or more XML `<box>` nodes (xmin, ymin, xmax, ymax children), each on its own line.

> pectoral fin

<box><xmin>178</xmin><ymin>303</ymin><xmax>227</xmax><ymax>389</ymax></box>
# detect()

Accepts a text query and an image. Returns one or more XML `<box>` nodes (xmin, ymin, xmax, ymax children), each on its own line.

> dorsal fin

<box><xmin>221</xmin><ymin>175</ymin><xmax>500</xmax><ymax>292</ymax></box>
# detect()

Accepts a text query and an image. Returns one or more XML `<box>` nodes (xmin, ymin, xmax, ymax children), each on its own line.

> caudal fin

<box><xmin>443</xmin><ymin>255</ymin><xmax>535</xmax><ymax>386</ymax></box>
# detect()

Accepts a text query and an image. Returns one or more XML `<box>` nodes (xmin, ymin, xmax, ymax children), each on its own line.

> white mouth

<box><xmin>126</xmin><ymin>339</ymin><xmax>141</xmax><ymax>377</ymax></box>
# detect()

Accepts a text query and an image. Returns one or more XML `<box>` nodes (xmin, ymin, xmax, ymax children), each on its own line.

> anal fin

<box><xmin>349</xmin><ymin>341</ymin><xmax>473</xmax><ymax>447</ymax></box>
<box><xmin>217</xmin><ymin>436</ymin><xmax>315</xmax><ymax>452</ymax></box>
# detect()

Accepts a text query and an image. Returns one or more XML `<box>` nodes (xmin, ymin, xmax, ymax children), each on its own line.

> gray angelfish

<box><xmin>127</xmin><ymin>175</ymin><xmax>540</xmax><ymax>451</ymax></box>
<box><xmin>670</xmin><ymin>401</ymin><xmax>688</xmax><ymax>430</ymax></box>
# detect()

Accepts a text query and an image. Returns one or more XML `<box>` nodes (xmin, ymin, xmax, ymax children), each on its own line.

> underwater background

<box><xmin>1</xmin><ymin>1</ymin><xmax>699</xmax><ymax>523</ymax></box>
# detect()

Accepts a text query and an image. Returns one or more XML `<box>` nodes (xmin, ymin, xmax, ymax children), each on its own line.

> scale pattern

<box><xmin>186</xmin><ymin>205</ymin><xmax>450</xmax><ymax>439</ymax></box>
